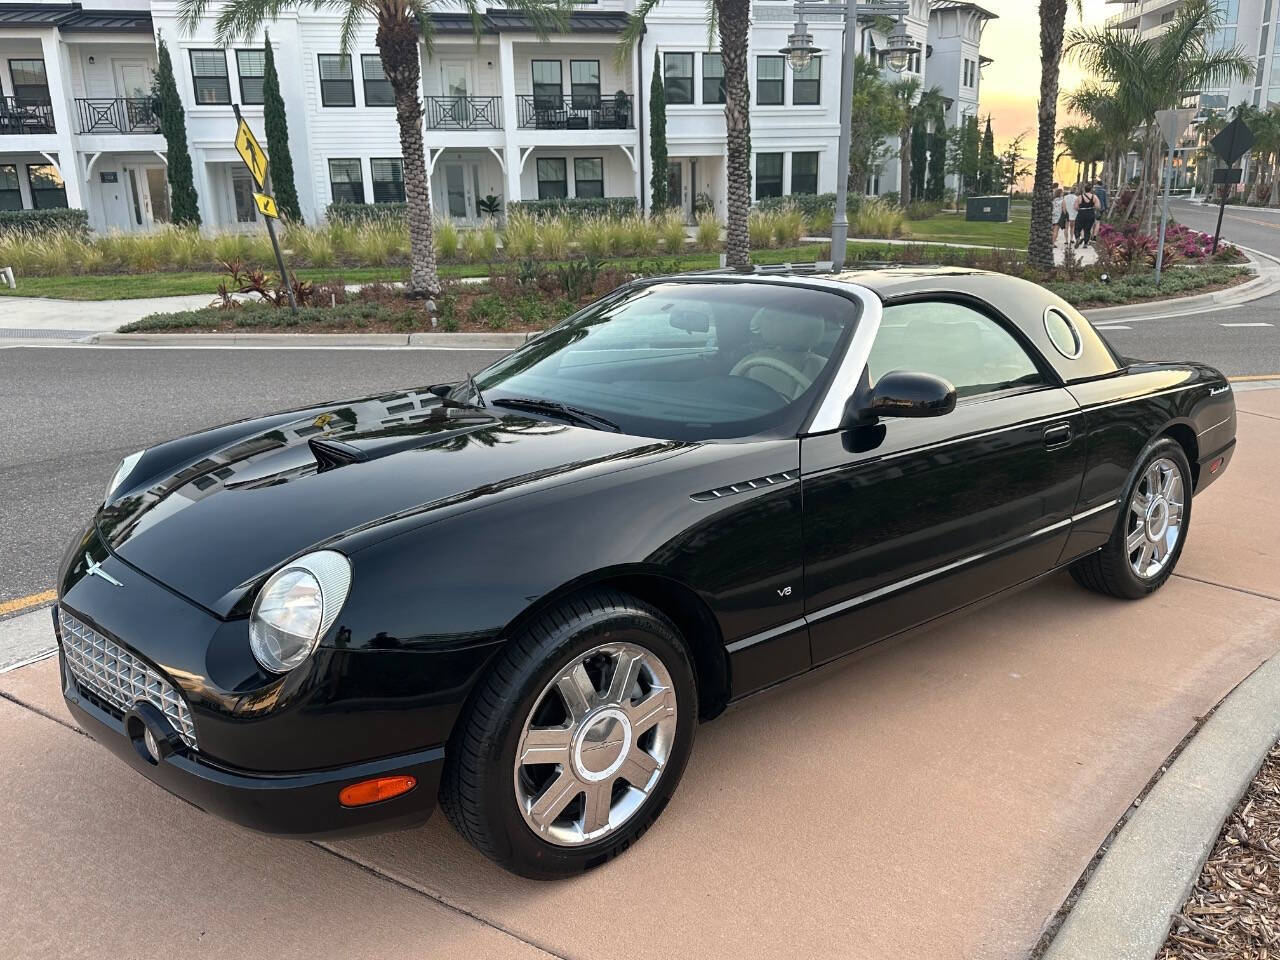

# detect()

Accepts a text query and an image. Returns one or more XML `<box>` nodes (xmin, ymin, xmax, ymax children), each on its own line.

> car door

<box><xmin>801</xmin><ymin>297</ymin><xmax>1087</xmax><ymax>665</ymax></box>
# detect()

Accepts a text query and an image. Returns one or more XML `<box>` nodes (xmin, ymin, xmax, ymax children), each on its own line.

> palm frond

<box><xmin>616</xmin><ymin>0</ymin><xmax>662</xmax><ymax>68</ymax></box>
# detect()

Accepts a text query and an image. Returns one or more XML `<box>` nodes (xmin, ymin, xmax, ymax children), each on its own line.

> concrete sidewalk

<box><xmin>2</xmin><ymin>392</ymin><xmax>1278</xmax><ymax>959</ymax></box>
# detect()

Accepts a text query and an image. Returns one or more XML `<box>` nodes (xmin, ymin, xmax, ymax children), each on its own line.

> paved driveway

<box><xmin>3</xmin><ymin>390</ymin><xmax>1278</xmax><ymax>960</ymax></box>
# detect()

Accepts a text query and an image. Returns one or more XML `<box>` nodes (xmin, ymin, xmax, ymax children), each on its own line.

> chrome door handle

<box><xmin>1043</xmin><ymin>422</ymin><xmax>1072</xmax><ymax>450</ymax></box>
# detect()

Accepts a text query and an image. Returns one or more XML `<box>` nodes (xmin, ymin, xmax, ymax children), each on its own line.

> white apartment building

<box><xmin>0</xmin><ymin>0</ymin><xmax>989</xmax><ymax>232</ymax></box>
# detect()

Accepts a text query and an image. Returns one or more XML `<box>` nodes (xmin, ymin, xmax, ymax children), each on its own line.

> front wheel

<box><xmin>1070</xmin><ymin>438</ymin><xmax>1192</xmax><ymax>599</ymax></box>
<box><xmin>440</xmin><ymin>589</ymin><xmax>697</xmax><ymax>879</ymax></box>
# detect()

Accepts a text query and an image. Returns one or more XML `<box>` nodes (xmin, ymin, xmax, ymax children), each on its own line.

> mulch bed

<box><xmin>1158</xmin><ymin>742</ymin><xmax>1280</xmax><ymax>958</ymax></box>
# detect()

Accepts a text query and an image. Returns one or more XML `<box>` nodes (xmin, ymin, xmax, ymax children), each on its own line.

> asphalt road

<box><xmin>0</xmin><ymin>347</ymin><xmax>492</xmax><ymax>607</ymax></box>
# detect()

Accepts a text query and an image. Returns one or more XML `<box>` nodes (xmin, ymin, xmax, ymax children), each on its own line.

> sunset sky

<box><xmin>976</xmin><ymin>0</ymin><xmax>1113</xmax><ymax>180</ymax></box>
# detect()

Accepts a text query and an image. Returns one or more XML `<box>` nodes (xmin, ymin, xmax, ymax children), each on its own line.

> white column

<box><xmin>498</xmin><ymin>36</ymin><xmax>521</xmax><ymax>207</ymax></box>
<box><xmin>630</xmin><ymin>42</ymin><xmax>642</xmax><ymax>204</ymax></box>
<box><xmin>40</xmin><ymin>29</ymin><xmax>83</xmax><ymax>209</ymax></box>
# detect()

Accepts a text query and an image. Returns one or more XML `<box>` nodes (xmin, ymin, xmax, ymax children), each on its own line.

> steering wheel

<box><xmin>730</xmin><ymin>355</ymin><xmax>813</xmax><ymax>400</ymax></box>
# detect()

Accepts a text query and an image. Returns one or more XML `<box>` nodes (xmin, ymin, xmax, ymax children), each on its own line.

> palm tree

<box><xmin>622</xmin><ymin>0</ymin><xmax>752</xmax><ymax>270</ymax></box>
<box><xmin>886</xmin><ymin>78</ymin><xmax>945</xmax><ymax>206</ymax></box>
<box><xmin>1065</xmin><ymin>83</ymin><xmax>1138</xmax><ymax>197</ymax></box>
<box><xmin>1028</xmin><ymin>0</ymin><xmax>1081</xmax><ymax>270</ymax></box>
<box><xmin>1058</xmin><ymin>124</ymin><xmax>1106</xmax><ymax>183</ymax></box>
<box><xmin>179</xmin><ymin>0</ymin><xmax>568</xmax><ymax>300</ymax></box>
<box><xmin>1067</xmin><ymin>0</ymin><xmax>1253</xmax><ymax>227</ymax></box>
<box><xmin>1243</xmin><ymin>107</ymin><xmax>1280</xmax><ymax>205</ymax></box>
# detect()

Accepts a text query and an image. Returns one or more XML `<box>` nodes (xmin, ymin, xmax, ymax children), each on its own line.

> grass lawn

<box><xmin>903</xmin><ymin>208</ymin><xmax>1030</xmax><ymax>248</ymax></box>
<box><xmin>0</xmin><ymin>241</ymin><xmax>971</xmax><ymax>301</ymax></box>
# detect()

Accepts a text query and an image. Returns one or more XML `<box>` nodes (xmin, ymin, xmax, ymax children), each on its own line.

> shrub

<box><xmin>0</xmin><ymin>208</ymin><xmax>89</xmax><ymax>238</ymax></box>
<box><xmin>538</xmin><ymin>216</ymin><xmax>570</xmax><ymax>260</ymax></box>
<box><xmin>460</xmin><ymin>223</ymin><xmax>498</xmax><ymax>263</ymax></box>
<box><xmin>695</xmin><ymin>212</ymin><xmax>720</xmax><ymax>251</ymax></box>
<box><xmin>435</xmin><ymin>219</ymin><xmax>459</xmax><ymax>260</ymax></box>
<box><xmin>578</xmin><ymin>216</ymin><xmax>613</xmax><ymax>259</ymax></box>
<box><xmin>657</xmin><ymin>211</ymin><xmax>687</xmax><ymax>252</ymax></box>
<box><xmin>905</xmin><ymin>200</ymin><xmax>943</xmax><ymax>220</ymax></box>
<box><xmin>756</xmin><ymin>193</ymin><xmax>836</xmax><ymax>219</ymax></box>
<box><xmin>502</xmin><ymin>210</ymin><xmax>539</xmax><ymax>259</ymax></box>
<box><xmin>622</xmin><ymin>214</ymin><xmax>659</xmax><ymax>256</ymax></box>
<box><xmin>469</xmin><ymin>292</ymin><xmax>509</xmax><ymax>328</ymax></box>
<box><xmin>326</xmin><ymin>202</ymin><xmax>408</xmax><ymax>224</ymax></box>
<box><xmin>510</xmin><ymin>197</ymin><xmax>638</xmax><ymax>220</ymax></box>
<box><xmin>748</xmin><ymin>209</ymin><xmax>776</xmax><ymax>249</ymax></box>
<box><xmin>851</xmin><ymin>197</ymin><xmax>908</xmax><ymax>239</ymax></box>
<box><xmin>772</xmin><ymin>205</ymin><xmax>806</xmax><ymax>246</ymax></box>
<box><xmin>809</xmin><ymin>206</ymin><xmax>834</xmax><ymax>235</ymax></box>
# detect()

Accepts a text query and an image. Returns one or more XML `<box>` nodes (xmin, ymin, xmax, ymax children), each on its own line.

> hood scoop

<box><xmin>308</xmin><ymin>414</ymin><xmax>495</xmax><ymax>472</ymax></box>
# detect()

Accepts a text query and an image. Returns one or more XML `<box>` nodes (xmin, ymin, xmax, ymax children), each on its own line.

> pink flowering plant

<box><xmin>1096</xmin><ymin>221</ymin><xmax>1240</xmax><ymax>271</ymax></box>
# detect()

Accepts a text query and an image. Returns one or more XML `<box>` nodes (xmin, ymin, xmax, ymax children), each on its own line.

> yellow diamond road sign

<box><xmin>234</xmin><ymin>119</ymin><xmax>268</xmax><ymax>189</ymax></box>
<box><xmin>253</xmin><ymin>192</ymin><xmax>279</xmax><ymax>219</ymax></box>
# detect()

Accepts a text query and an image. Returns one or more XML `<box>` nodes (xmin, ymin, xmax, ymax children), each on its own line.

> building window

<box><xmin>702</xmin><ymin>53</ymin><xmax>725</xmax><ymax>104</ymax></box>
<box><xmin>189</xmin><ymin>50</ymin><xmax>230</xmax><ymax>104</ymax></box>
<box><xmin>791</xmin><ymin>152</ymin><xmax>818</xmax><ymax>194</ymax></box>
<box><xmin>236</xmin><ymin>49</ymin><xmax>266</xmax><ymax>105</ymax></box>
<box><xmin>536</xmin><ymin>157</ymin><xmax>568</xmax><ymax>199</ymax></box>
<box><xmin>371</xmin><ymin>158</ymin><xmax>405</xmax><ymax>202</ymax></box>
<box><xmin>328</xmin><ymin>158</ymin><xmax>364</xmax><ymax>203</ymax></box>
<box><xmin>574</xmin><ymin>157</ymin><xmax>603</xmax><ymax>198</ymax></box>
<box><xmin>756</xmin><ymin>56</ymin><xmax>784</xmax><ymax>106</ymax></box>
<box><xmin>0</xmin><ymin>164</ymin><xmax>20</xmax><ymax>211</ymax></box>
<box><xmin>570</xmin><ymin>60</ymin><xmax>600</xmax><ymax>108</ymax></box>
<box><xmin>27</xmin><ymin>163</ymin><xmax>67</xmax><ymax>208</ymax></box>
<box><xmin>318</xmin><ymin>54</ymin><xmax>355</xmax><ymax>107</ymax></box>
<box><xmin>756</xmin><ymin>153</ymin><xmax>783</xmax><ymax>199</ymax></box>
<box><xmin>793</xmin><ymin>57</ymin><xmax>820</xmax><ymax>105</ymax></box>
<box><xmin>664</xmin><ymin>52</ymin><xmax>694</xmax><ymax>105</ymax></box>
<box><xmin>532</xmin><ymin>60</ymin><xmax>562</xmax><ymax>108</ymax></box>
<box><xmin>8</xmin><ymin>59</ymin><xmax>50</xmax><ymax>105</ymax></box>
<box><xmin>362</xmin><ymin>54</ymin><xmax>394</xmax><ymax>106</ymax></box>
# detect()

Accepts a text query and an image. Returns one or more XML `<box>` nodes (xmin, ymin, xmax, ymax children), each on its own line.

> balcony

<box><xmin>75</xmin><ymin>98</ymin><xmax>160</xmax><ymax>135</ymax></box>
<box><xmin>424</xmin><ymin>95</ymin><xmax>502</xmax><ymax>130</ymax></box>
<box><xmin>0</xmin><ymin>96</ymin><xmax>55</xmax><ymax>135</ymax></box>
<box><xmin>517</xmin><ymin>94</ymin><xmax>634</xmax><ymax>131</ymax></box>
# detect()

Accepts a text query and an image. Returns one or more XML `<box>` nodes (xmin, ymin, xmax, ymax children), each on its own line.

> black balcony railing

<box><xmin>76</xmin><ymin>98</ymin><xmax>160</xmax><ymax>135</ymax></box>
<box><xmin>424</xmin><ymin>95</ymin><xmax>502</xmax><ymax>130</ymax></box>
<box><xmin>517</xmin><ymin>93</ymin><xmax>633</xmax><ymax>130</ymax></box>
<box><xmin>0</xmin><ymin>96</ymin><xmax>55</xmax><ymax>135</ymax></box>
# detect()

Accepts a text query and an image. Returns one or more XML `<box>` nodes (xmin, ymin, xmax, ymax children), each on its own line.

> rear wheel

<box><xmin>440</xmin><ymin>589</ymin><xmax>697</xmax><ymax>878</ymax></box>
<box><xmin>1070</xmin><ymin>438</ymin><xmax>1192</xmax><ymax>599</ymax></box>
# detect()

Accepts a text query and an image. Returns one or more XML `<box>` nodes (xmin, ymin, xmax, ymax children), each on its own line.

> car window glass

<box><xmin>474</xmin><ymin>282</ymin><xmax>858</xmax><ymax>441</ymax></box>
<box><xmin>870</xmin><ymin>301</ymin><xmax>1044</xmax><ymax>400</ymax></box>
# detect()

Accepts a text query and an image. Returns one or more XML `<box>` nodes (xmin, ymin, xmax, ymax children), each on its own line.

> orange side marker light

<box><xmin>339</xmin><ymin>775</ymin><xmax>417</xmax><ymax>807</ymax></box>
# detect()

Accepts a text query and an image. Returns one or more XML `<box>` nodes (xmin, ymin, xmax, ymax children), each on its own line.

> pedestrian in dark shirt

<box><xmin>1076</xmin><ymin>185</ymin><xmax>1099</xmax><ymax>247</ymax></box>
<box><xmin>1094</xmin><ymin>180</ymin><xmax>1108</xmax><ymax>218</ymax></box>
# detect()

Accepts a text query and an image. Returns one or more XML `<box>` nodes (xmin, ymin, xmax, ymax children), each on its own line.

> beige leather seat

<box><xmin>730</xmin><ymin>311</ymin><xmax>827</xmax><ymax>400</ymax></box>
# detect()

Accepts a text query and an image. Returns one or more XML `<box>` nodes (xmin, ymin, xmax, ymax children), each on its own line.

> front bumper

<box><xmin>62</xmin><ymin>653</ymin><xmax>443</xmax><ymax>840</ymax></box>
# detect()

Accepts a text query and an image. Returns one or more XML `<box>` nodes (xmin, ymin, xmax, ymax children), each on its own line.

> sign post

<box><xmin>232</xmin><ymin>104</ymin><xmax>296</xmax><ymax>313</ymax></box>
<box><xmin>1208</xmin><ymin>115</ymin><xmax>1255</xmax><ymax>255</ymax></box>
<box><xmin>1153</xmin><ymin>108</ymin><xmax>1195</xmax><ymax>285</ymax></box>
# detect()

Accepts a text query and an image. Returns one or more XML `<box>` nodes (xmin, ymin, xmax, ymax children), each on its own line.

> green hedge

<box><xmin>0</xmin><ymin>207</ymin><xmax>90</xmax><ymax>237</ymax></box>
<box><xmin>325</xmin><ymin>202</ymin><xmax>409</xmax><ymax>224</ymax></box>
<box><xmin>754</xmin><ymin>193</ymin><xmax>865</xmax><ymax>218</ymax></box>
<box><xmin>510</xmin><ymin>197</ymin><xmax>638</xmax><ymax>219</ymax></box>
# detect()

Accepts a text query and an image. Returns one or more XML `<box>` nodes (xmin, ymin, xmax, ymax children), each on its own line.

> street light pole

<box><xmin>782</xmin><ymin>0</ymin><xmax>912</xmax><ymax>272</ymax></box>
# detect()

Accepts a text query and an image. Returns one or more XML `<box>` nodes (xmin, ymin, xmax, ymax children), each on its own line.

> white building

<box><xmin>0</xmin><ymin>0</ymin><xmax>989</xmax><ymax>232</ymax></box>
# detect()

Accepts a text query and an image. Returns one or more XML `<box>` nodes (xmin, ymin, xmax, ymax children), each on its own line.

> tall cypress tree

<box><xmin>649</xmin><ymin>51</ymin><xmax>668</xmax><ymax>211</ymax></box>
<box><xmin>910</xmin><ymin>118</ymin><xmax>927</xmax><ymax>201</ymax></box>
<box><xmin>978</xmin><ymin>116</ymin><xmax>997</xmax><ymax>194</ymax></box>
<box><xmin>155</xmin><ymin>35</ymin><xmax>200</xmax><ymax>226</ymax></box>
<box><xmin>927</xmin><ymin>113</ymin><xmax>947</xmax><ymax>201</ymax></box>
<box><xmin>261</xmin><ymin>31</ymin><xmax>301</xmax><ymax>222</ymax></box>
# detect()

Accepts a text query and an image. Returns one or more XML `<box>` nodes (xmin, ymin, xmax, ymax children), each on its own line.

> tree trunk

<box><xmin>378</xmin><ymin>14</ymin><xmax>439</xmax><ymax>298</ymax></box>
<box><xmin>1028</xmin><ymin>0</ymin><xmax>1068</xmax><ymax>269</ymax></box>
<box><xmin>900</xmin><ymin>126</ymin><xmax>912</xmax><ymax>205</ymax></box>
<box><xmin>718</xmin><ymin>0</ymin><xmax>752</xmax><ymax>272</ymax></box>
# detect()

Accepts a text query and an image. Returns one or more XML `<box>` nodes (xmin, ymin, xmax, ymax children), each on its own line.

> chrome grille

<box><xmin>59</xmin><ymin>609</ymin><xmax>198</xmax><ymax>749</ymax></box>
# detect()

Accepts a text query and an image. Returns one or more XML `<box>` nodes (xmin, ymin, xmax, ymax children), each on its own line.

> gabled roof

<box><xmin>929</xmin><ymin>1</ymin><xmax>998</xmax><ymax>21</ymax></box>
<box><xmin>0</xmin><ymin>3</ymin><xmax>151</xmax><ymax>32</ymax></box>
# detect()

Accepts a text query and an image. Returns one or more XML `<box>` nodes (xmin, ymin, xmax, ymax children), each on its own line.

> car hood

<box><xmin>98</xmin><ymin>389</ymin><xmax>680</xmax><ymax>616</ymax></box>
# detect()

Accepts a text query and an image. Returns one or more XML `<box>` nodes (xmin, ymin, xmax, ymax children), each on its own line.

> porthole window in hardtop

<box><xmin>1043</xmin><ymin>306</ymin><xmax>1083</xmax><ymax>359</ymax></box>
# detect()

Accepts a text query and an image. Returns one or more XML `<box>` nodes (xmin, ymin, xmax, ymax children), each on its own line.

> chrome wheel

<box><xmin>1126</xmin><ymin>456</ymin><xmax>1185</xmax><ymax>579</ymax></box>
<box><xmin>513</xmin><ymin>641</ymin><xmax>678</xmax><ymax>847</ymax></box>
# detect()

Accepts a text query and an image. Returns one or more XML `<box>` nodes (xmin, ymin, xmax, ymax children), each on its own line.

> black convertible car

<box><xmin>57</xmin><ymin>268</ymin><xmax>1236</xmax><ymax>878</ymax></box>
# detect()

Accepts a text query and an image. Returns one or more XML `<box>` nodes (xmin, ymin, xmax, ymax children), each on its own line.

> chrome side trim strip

<box><xmin>806</xmin><ymin>284</ymin><xmax>882</xmax><ymax>434</ymax></box>
<box><xmin>1196</xmin><ymin>415</ymin><xmax>1233</xmax><ymax>438</ymax></box>
<box><xmin>728</xmin><ymin>501</ymin><xmax>1117</xmax><ymax>654</ymax></box>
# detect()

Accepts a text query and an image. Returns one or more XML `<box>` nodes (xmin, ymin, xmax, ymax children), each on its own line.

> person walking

<box><xmin>1051</xmin><ymin>186</ymin><xmax>1065</xmax><ymax>248</ymax></box>
<box><xmin>1062</xmin><ymin>186</ymin><xmax>1080</xmax><ymax>249</ymax></box>
<box><xmin>1076</xmin><ymin>184</ymin><xmax>1098</xmax><ymax>247</ymax></box>
<box><xmin>1094</xmin><ymin>179</ymin><xmax>1108</xmax><ymax>219</ymax></box>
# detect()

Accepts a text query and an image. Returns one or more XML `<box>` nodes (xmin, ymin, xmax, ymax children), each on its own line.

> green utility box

<box><xmin>965</xmin><ymin>195</ymin><xmax>1010</xmax><ymax>222</ymax></box>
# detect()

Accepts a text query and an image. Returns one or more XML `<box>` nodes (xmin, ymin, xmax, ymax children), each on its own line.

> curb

<box><xmin>1085</xmin><ymin>248</ymin><xmax>1278</xmax><ymax>321</ymax></box>
<box><xmin>1040</xmin><ymin>647</ymin><xmax>1280</xmax><ymax>960</ymax></box>
<box><xmin>89</xmin><ymin>331</ymin><xmax>530</xmax><ymax>348</ymax></box>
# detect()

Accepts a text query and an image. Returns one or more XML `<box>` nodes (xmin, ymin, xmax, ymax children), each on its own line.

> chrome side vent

<box><xmin>690</xmin><ymin>471</ymin><xmax>797</xmax><ymax>502</ymax></box>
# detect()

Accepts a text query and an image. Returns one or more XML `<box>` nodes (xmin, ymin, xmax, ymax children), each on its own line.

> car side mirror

<box><xmin>857</xmin><ymin>371</ymin><xmax>956</xmax><ymax>420</ymax></box>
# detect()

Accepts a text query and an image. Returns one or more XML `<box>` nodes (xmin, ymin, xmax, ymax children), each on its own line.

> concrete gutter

<box><xmin>88</xmin><ymin>331</ymin><xmax>531</xmax><ymax>348</ymax></box>
<box><xmin>1040</xmin><ymin>650</ymin><xmax>1280</xmax><ymax>960</ymax></box>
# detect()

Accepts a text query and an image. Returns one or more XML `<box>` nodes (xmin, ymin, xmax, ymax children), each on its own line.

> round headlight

<box><xmin>105</xmin><ymin>449</ymin><xmax>145</xmax><ymax>504</ymax></box>
<box><xmin>249</xmin><ymin>551</ymin><xmax>352</xmax><ymax>673</ymax></box>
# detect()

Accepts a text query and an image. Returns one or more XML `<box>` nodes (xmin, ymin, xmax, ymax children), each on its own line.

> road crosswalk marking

<box><xmin>1220</xmin><ymin>322</ymin><xmax>1273</xmax><ymax>327</ymax></box>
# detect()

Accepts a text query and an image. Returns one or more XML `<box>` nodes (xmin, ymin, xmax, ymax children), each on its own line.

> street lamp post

<box><xmin>781</xmin><ymin>0</ymin><xmax>914</xmax><ymax>272</ymax></box>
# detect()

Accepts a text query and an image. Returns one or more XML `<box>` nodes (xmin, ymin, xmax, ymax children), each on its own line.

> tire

<box><xmin>1070</xmin><ymin>437</ymin><xmax>1193</xmax><ymax>600</ymax></box>
<box><xmin>439</xmin><ymin>588</ymin><xmax>698</xmax><ymax>879</ymax></box>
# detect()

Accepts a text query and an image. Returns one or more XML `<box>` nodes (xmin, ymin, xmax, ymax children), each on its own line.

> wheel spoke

<box><xmin>556</xmin><ymin>664</ymin><xmax>597</xmax><ymax>723</ymax></box>
<box><xmin>1136</xmin><ymin>542</ymin><xmax>1153</xmax><ymax>573</ymax></box>
<box><xmin>1126</xmin><ymin>526</ymin><xmax>1147</xmax><ymax>554</ymax></box>
<box><xmin>527</xmin><ymin>770</ymin><xmax>580</xmax><ymax>830</ymax></box>
<box><xmin>1146</xmin><ymin>464</ymin><xmax>1162</xmax><ymax>496</ymax></box>
<box><xmin>605</xmin><ymin>649</ymin><xmax>645</xmax><ymax>706</ymax></box>
<box><xmin>1160</xmin><ymin>466</ymin><xmax>1177</xmax><ymax>499</ymax></box>
<box><xmin>1131</xmin><ymin>493</ymin><xmax>1151</xmax><ymax>516</ymax></box>
<box><xmin>519</xmin><ymin>726</ymin><xmax>573</xmax><ymax>766</ymax></box>
<box><xmin>618</xmin><ymin>746</ymin><xmax>659</xmax><ymax>790</ymax></box>
<box><xmin>581</xmin><ymin>781</ymin><xmax>612</xmax><ymax>834</ymax></box>
<box><xmin>626</xmin><ymin>687</ymin><xmax>676</xmax><ymax>736</ymax></box>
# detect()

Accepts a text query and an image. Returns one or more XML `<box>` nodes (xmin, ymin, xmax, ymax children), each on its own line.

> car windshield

<box><xmin>470</xmin><ymin>281</ymin><xmax>859</xmax><ymax>442</ymax></box>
